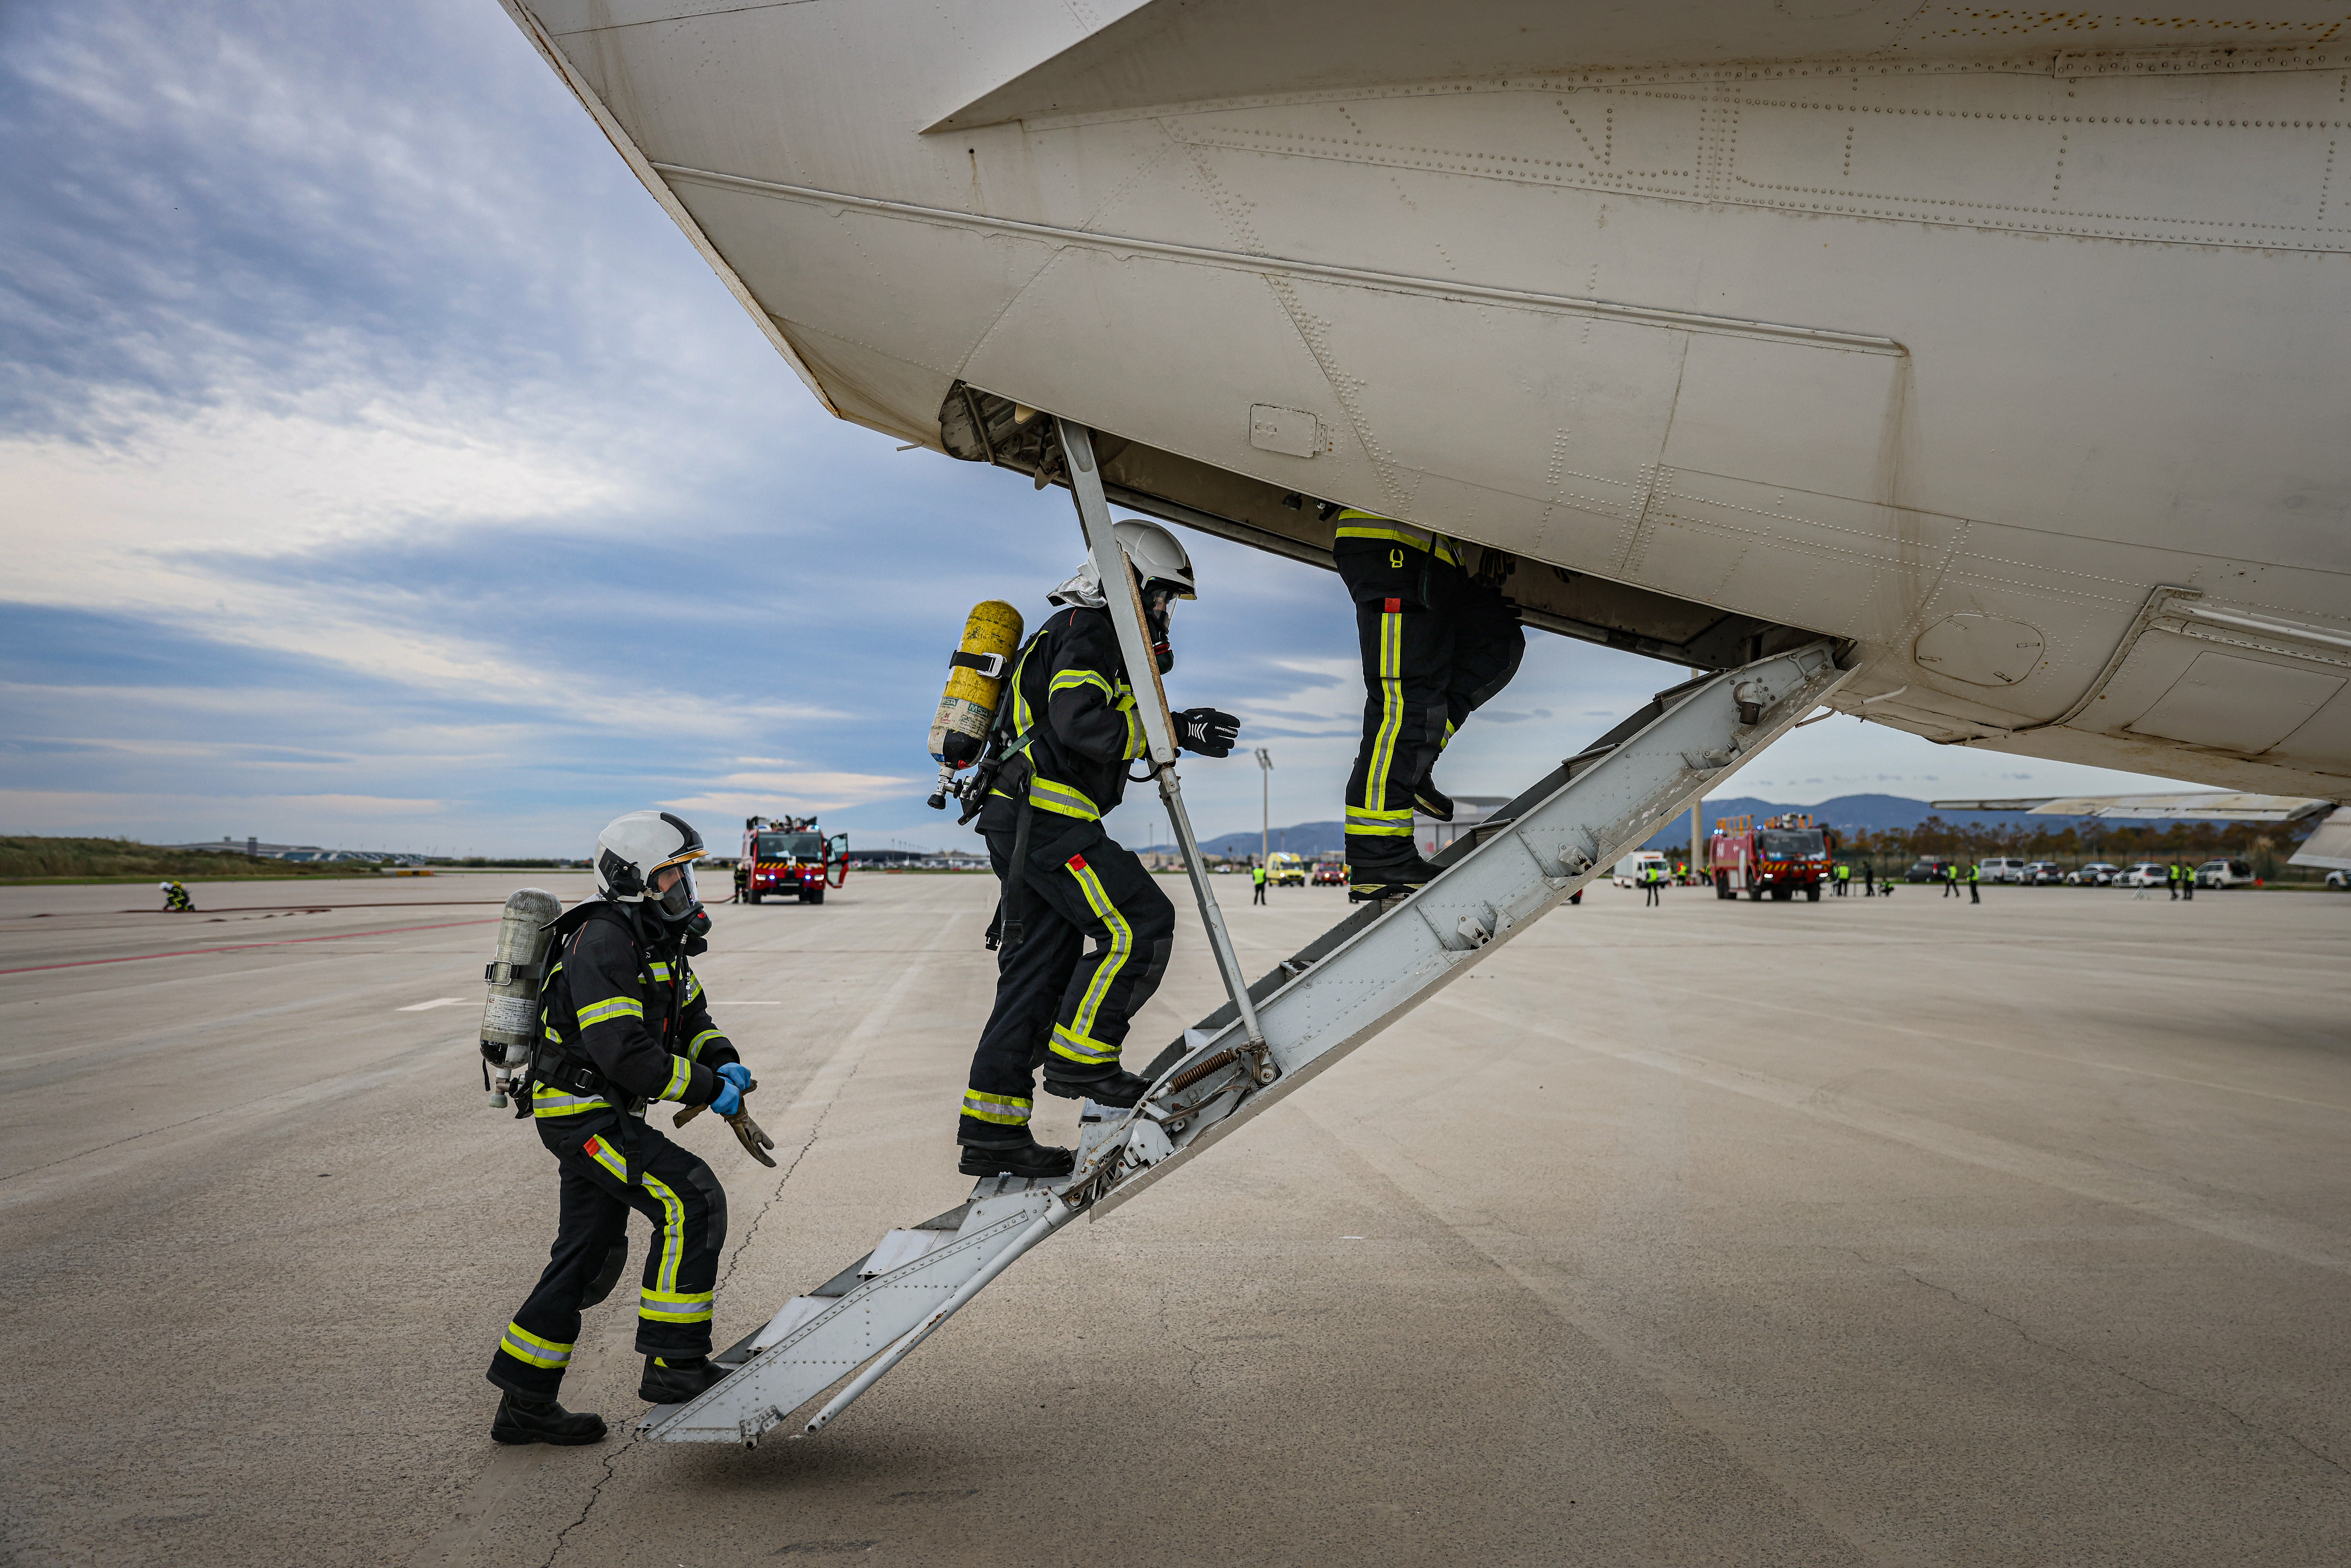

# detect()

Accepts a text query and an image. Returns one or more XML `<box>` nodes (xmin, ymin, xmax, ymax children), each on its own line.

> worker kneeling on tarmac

<box><xmin>1332</xmin><ymin>510</ymin><xmax>1524</xmax><ymax>900</ymax></box>
<box><xmin>958</xmin><ymin>521</ymin><xmax>1240</xmax><ymax>1181</ymax></box>
<box><xmin>485</xmin><ymin>811</ymin><xmax>752</xmax><ymax>1446</ymax></box>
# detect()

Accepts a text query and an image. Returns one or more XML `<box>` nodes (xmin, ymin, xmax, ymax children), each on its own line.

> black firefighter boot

<box><xmin>1413</xmin><ymin>779</ymin><xmax>1455</xmax><ymax>822</ymax></box>
<box><xmin>639</xmin><ymin>1354</ymin><xmax>730</xmax><ymax>1405</ymax></box>
<box><xmin>491</xmin><ymin>1391</ymin><xmax>608</xmax><ymax>1446</ymax></box>
<box><xmin>1040</xmin><ymin>1063</ymin><xmax>1152</xmax><ymax>1108</ymax></box>
<box><xmin>1348</xmin><ymin>844</ymin><xmax>1445</xmax><ymax>903</ymax></box>
<box><xmin>958</xmin><ymin>1132</ymin><xmax>1076</xmax><ymax>1179</ymax></box>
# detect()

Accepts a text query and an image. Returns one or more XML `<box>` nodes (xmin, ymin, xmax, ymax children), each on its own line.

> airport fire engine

<box><xmin>735</xmin><ymin>815</ymin><xmax>848</xmax><ymax>905</ymax></box>
<box><xmin>1709</xmin><ymin>813</ymin><xmax>1837</xmax><ymax>903</ymax></box>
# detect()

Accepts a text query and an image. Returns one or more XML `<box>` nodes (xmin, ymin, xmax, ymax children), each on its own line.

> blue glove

<box><xmin>711</xmin><ymin>1063</ymin><xmax>753</xmax><ymax>1117</ymax></box>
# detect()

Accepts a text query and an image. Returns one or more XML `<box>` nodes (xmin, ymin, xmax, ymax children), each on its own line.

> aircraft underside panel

<box><xmin>502</xmin><ymin>1</ymin><xmax>2351</xmax><ymax>799</ymax></box>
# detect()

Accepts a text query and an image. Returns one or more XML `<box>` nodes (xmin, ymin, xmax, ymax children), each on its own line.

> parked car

<box><xmin>1979</xmin><ymin>856</ymin><xmax>2031</xmax><ymax>884</ymax></box>
<box><xmin>2328</xmin><ymin>870</ymin><xmax>2349</xmax><ymax>890</ymax></box>
<box><xmin>2066</xmin><ymin>862</ymin><xmax>2121</xmax><ymax>886</ymax></box>
<box><xmin>1311</xmin><ymin>861</ymin><xmax>1346</xmax><ymax>886</ymax></box>
<box><xmin>1906</xmin><ymin>859</ymin><xmax>1954</xmax><ymax>883</ymax></box>
<box><xmin>2116</xmin><ymin>862</ymin><xmax>2170</xmax><ymax>888</ymax></box>
<box><xmin>2021</xmin><ymin>861</ymin><xmax>2064</xmax><ymax>884</ymax></box>
<box><xmin>2195</xmin><ymin>858</ymin><xmax>2255</xmax><ymax>888</ymax></box>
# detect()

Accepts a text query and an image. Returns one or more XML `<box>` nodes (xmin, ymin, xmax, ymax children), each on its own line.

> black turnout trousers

<box><xmin>1335</xmin><ymin>538</ymin><xmax>1523</xmax><ymax>867</ymax></box>
<box><xmin>486</xmin><ymin>1113</ymin><xmax>728</xmax><ymax>1400</ymax></box>
<box><xmin>959</xmin><ymin>813</ymin><xmax>1175</xmax><ymax>1144</ymax></box>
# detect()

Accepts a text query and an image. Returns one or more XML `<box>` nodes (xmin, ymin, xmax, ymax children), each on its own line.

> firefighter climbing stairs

<box><xmin>642</xmin><ymin>634</ymin><xmax>1850</xmax><ymax>1446</ymax></box>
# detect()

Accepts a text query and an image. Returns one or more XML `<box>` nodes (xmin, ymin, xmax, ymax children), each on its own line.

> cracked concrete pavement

<box><xmin>2</xmin><ymin>870</ymin><xmax>2347</xmax><ymax>1565</ymax></box>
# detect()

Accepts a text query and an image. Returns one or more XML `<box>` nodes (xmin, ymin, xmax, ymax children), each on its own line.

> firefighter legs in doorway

<box><xmin>1338</xmin><ymin>544</ymin><xmax>1522</xmax><ymax>898</ymax></box>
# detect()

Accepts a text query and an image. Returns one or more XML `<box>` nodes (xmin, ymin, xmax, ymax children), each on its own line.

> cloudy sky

<box><xmin>0</xmin><ymin>0</ymin><xmax>2191</xmax><ymax>858</ymax></box>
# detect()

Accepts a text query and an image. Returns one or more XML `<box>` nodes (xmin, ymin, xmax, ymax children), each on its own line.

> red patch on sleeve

<box><xmin>1066</xmin><ymin>854</ymin><xmax>1087</xmax><ymax>870</ymax></box>
<box><xmin>1385</xmin><ymin>597</ymin><xmax>1402</xmax><ymax>613</ymax></box>
<box><xmin>583</xmin><ymin>1137</ymin><xmax>601</xmax><ymax>1156</ymax></box>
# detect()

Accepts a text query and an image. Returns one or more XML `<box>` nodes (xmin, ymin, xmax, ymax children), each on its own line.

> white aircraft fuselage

<box><xmin>502</xmin><ymin>1</ymin><xmax>2351</xmax><ymax>801</ymax></box>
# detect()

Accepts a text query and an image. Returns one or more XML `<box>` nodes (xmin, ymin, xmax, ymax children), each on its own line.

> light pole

<box><xmin>1254</xmin><ymin>747</ymin><xmax>1273</xmax><ymax>868</ymax></box>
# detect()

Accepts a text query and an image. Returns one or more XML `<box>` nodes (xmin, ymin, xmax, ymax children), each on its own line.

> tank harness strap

<box><xmin>515</xmin><ymin>900</ymin><xmax>655</xmax><ymax>1120</ymax></box>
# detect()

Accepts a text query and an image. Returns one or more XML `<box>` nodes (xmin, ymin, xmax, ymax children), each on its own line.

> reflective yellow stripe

<box><xmin>1346</xmin><ymin>808</ymin><xmax>1413</xmax><ymax>837</ymax></box>
<box><xmin>1062</xmin><ymin>857</ymin><xmax>1133</xmax><ymax>1045</ymax></box>
<box><xmin>1009</xmin><ymin>637</ymin><xmax>1040</xmax><ymax>737</ymax></box>
<box><xmin>1029</xmin><ymin>777</ymin><xmax>1101</xmax><ymax>821</ymax></box>
<box><xmin>639</xmin><ymin>1286</ymin><xmax>713</xmax><ymax>1324</ymax></box>
<box><xmin>1049</xmin><ymin>669</ymin><xmax>1116</xmax><ymax>700</ymax></box>
<box><xmin>1049</xmin><ymin>1023</ymin><xmax>1119</xmax><ymax>1066</ymax></box>
<box><xmin>961</xmin><ymin>1089</ymin><xmax>1031</xmax><ymax>1126</ymax></box>
<box><xmin>648</xmin><ymin>962</ymin><xmax>673</xmax><ymax>980</ymax></box>
<box><xmin>577</xmin><ymin>995</ymin><xmax>642</xmax><ymax>1028</ymax></box>
<box><xmin>583</xmin><ymin>1135</ymin><xmax>628</xmax><ymax>1183</ymax></box>
<box><xmin>687</xmin><ymin>1028</ymin><xmax>723</xmax><ymax>1061</ymax></box>
<box><xmin>1363</xmin><ymin>605</ymin><xmax>1405</xmax><ymax>816</ymax></box>
<box><xmin>658</xmin><ymin>1055</ymin><xmax>691</xmax><ymax>1102</ymax></box>
<box><xmin>685</xmin><ymin>975</ymin><xmax>703</xmax><ymax>1004</ymax></box>
<box><xmin>499</xmin><ymin>1321</ymin><xmax>573</xmax><ymax>1369</ymax></box>
<box><xmin>532</xmin><ymin>1088</ymin><xmax>610</xmax><ymax>1118</ymax></box>
<box><xmin>1332</xmin><ymin>511</ymin><xmax>1460</xmax><ymax>566</ymax></box>
<box><xmin>642</xmin><ymin>1172</ymin><xmax>687</xmax><ymax>1297</ymax></box>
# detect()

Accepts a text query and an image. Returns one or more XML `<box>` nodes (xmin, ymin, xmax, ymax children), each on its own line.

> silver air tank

<box><xmin>482</xmin><ymin>887</ymin><xmax>562</xmax><ymax>1107</ymax></box>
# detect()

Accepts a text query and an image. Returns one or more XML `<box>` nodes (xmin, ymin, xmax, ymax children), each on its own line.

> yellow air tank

<box><xmin>929</xmin><ymin>599</ymin><xmax>1024</xmax><ymax>771</ymax></box>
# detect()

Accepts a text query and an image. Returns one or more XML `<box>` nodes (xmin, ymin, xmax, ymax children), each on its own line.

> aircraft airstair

<box><xmin>643</xmin><ymin>424</ymin><xmax>1849</xmax><ymax>1446</ymax></box>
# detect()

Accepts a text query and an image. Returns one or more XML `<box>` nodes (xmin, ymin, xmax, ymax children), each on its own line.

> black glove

<box><xmin>1176</xmin><ymin>707</ymin><xmax>1240</xmax><ymax>758</ymax></box>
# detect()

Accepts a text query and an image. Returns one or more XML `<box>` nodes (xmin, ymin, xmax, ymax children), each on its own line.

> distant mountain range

<box><xmin>1197</xmin><ymin>821</ymin><xmax>1348</xmax><ymax>858</ymax></box>
<box><xmin>1172</xmin><ymin>794</ymin><xmax>2254</xmax><ymax>860</ymax></box>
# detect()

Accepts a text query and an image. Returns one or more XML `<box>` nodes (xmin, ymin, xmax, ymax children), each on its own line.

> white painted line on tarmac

<box><xmin>397</xmin><ymin>997</ymin><xmax>468</xmax><ymax>1011</ymax></box>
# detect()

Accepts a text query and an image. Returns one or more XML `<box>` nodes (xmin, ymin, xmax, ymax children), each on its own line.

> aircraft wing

<box><xmin>927</xmin><ymin>0</ymin><xmax>2304</xmax><ymax>132</ymax></box>
<box><xmin>2288</xmin><ymin>810</ymin><xmax>2351</xmax><ymax>872</ymax></box>
<box><xmin>1929</xmin><ymin>793</ymin><xmax>2336</xmax><ymax>823</ymax></box>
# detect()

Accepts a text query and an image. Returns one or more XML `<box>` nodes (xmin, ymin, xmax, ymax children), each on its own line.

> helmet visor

<box><xmin>648</xmin><ymin>854</ymin><xmax>699</xmax><ymax>920</ymax></box>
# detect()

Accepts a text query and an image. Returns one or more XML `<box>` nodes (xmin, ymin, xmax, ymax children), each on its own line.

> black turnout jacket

<box><xmin>529</xmin><ymin>900</ymin><xmax>739</xmax><ymax>1121</ymax></box>
<box><xmin>981</xmin><ymin>604</ymin><xmax>1147</xmax><ymax>831</ymax></box>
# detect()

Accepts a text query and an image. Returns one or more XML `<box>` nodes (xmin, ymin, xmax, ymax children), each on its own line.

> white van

<box><xmin>1613</xmin><ymin>851</ymin><xmax>1671</xmax><ymax>888</ymax></box>
<box><xmin>1980</xmin><ymin>856</ymin><xmax>2031</xmax><ymax>884</ymax></box>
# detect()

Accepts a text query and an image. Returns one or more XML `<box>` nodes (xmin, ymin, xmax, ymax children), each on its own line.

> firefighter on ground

<box><xmin>1643</xmin><ymin>862</ymin><xmax>1663</xmax><ymax>907</ymax></box>
<box><xmin>1969</xmin><ymin>861</ymin><xmax>1982</xmax><ymax>904</ymax></box>
<box><xmin>158</xmin><ymin>880</ymin><xmax>192</xmax><ymax>913</ymax></box>
<box><xmin>484</xmin><ymin>811</ymin><xmax>752</xmax><ymax>1447</ymax></box>
<box><xmin>1332</xmin><ymin>510</ymin><xmax>1524</xmax><ymax>900</ymax></box>
<box><xmin>957</xmin><ymin>521</ymin><xmax>1241</xmax><ymax>1181</ymax></box>
<box><xmin>1835</xmin><ymin>862</ymin><xmax>1851</xmax><ymax>896</ymax></box>
<box><xmin>1252</xmin><ymin>860</ymin><xmax>1268</xmax><ymax>905</ymax></box>
<box><xmin>2181</xmin><ymin>860</ymin><xmax>2196</xmax><ymax>900</ymax></box>
<box><xmin>2168</xmin><ymin>861</ymin><xmax>2181</xmax><ymax>899</ymax></box>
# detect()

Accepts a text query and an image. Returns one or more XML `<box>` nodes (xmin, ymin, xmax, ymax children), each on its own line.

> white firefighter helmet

<box><xmin>595</xmin><ymin>810</ymin><xmax>706</xmax><ymax>920</ymax></box>
<box><xmin>1048</xmin><ymin>518</ymin><xmax>1196</xmax><ymax>608</ymax></box>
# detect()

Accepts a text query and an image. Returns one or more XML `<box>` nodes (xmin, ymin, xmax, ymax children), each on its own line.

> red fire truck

<box><xmin>734</xmin><ymin>815</ymin><xmax>848</xmax><ymax>905</ymax></box>
<box><xmin>1709</xmin><ymin>813</ymin><xmax>1838</xmax><ymax>902</ymax></box>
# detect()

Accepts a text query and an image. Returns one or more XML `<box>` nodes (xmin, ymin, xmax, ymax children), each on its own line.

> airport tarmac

<box><xmin>2</xmin><ymin>870</ymin><xmax>2347</xmax><ymax>1566</ymax></box>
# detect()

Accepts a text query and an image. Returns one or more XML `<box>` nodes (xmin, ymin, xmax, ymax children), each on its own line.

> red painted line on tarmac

<box><xmin>0</xmin><ymin>917</ymin><xmax>502</xmax><ymax>975</ymax></box>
